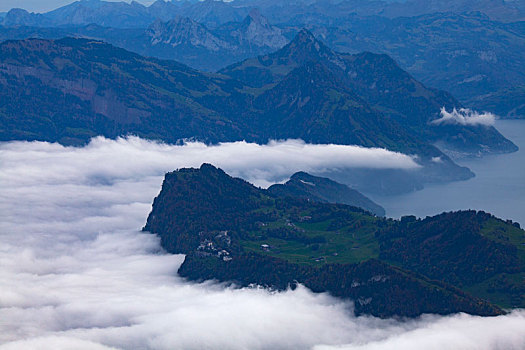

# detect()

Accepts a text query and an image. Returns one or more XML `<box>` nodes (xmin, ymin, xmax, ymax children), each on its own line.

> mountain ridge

<box><xmin>4</xmin><ymin>0</ymin><xmax>523</xmax><ymax>29</ymax></box>
<box><xmin>268</xmin><ymin>171</ymin><xmax>386</xmax><ymax>216</ymax></box>
<box><xmin>222</xmin><ymin>29</ymin><xmax>517</xmax><ymax>157</ymax></box>
<box><xmin>143</xmin><ymin>164</ymin><xmax>525</xmax><ymax>316</ymax></box>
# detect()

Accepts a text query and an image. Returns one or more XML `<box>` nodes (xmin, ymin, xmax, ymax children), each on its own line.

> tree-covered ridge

<box><xmin>379</xmin><ymin>212</ymin><xmax>525</xmax><ymax>308</ymax></box>
<box><xmin>179</xmin><ymin>254</ymin><xmax>501</xmax><ymax>318</ymax></box>
<box><xmin>144</xmin><ymin>164</ymin><xmax>525</xmax><ymax>317</ymax></box>
<box><xmin>0</xmin><ymin>37</ymin><xmax>251</xmax><ymax>145</ymax></box>
<box><xmin>221</xmin><ymin>29</ymin><xmax>517</xmax><ymax>156</ymax></box>
<box><xmin>0</xmin><ymin>33</ymin><xmax>515</xmax><ymax>159</ymax></box>
<box><xmin>0</xmin><ymin>34</ymin><xmax>447</xmax><ymax>155</ymax></box>
<box><xmin>267</xmin><ymin>171</ymin><xmax>385</xmax><ymax>217</ymax></box>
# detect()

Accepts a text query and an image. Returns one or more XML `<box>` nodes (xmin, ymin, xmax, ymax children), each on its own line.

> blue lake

<box><xmin>371</xmin><ymin>119</ymin><xmax>525</xmax><ymax>225</ymax></box>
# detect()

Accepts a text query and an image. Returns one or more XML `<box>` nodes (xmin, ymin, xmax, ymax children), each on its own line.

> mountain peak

<box><xmin>232</xmin><ymin>8</ymin><xmax>287</xmax><ymax>49</ymax></box>
<box><xmin>245</xmin><ymin>8</ymin><xmax>271</xmax><ymax>26</ymax></box>
<box><xmin>277</xmin><ymin>29</ymin><xmax>346</xmax><ymax>70</ymax></box>
<box><xmin>200</xmin><ymin>163</ymin><xmax>221</xmax><ymax>173</ymax></box>
<box><xmin>247</xmin><ymin>8</ymin><xmax>263</xmax><ymax>21</ymax></box>
<box><xmin>2</xmin><ymin>8</ymin><xmax>48</xmax><ymax>27</ymax></box>
<box><xmin>6</xmin><ymin>8</ymin><xmax>30</xmax><ymax>15</ymax></box>
<box><xmin>284</xmin><ymin>29</ymin><xmax>322</xmax><ymax>54</ymax></box>
<box><xmin>286</xmin><ymin>29</ymin><xmax>331</xmax><ymax>57</ymax></box>
<box><xmin>294</xmin><ymin>28</ymin><xmax>318</xmax><ymax>45</ymax></box>
<box><xmin>243</xmin><ymin>7</ymin><xmax>270</xmax><ymax>28</ymax></box>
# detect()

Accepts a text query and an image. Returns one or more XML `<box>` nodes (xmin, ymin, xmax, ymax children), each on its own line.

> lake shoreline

<box><xmin>370</xmin><ymin>120</ymin><xmax>525</xmax><ymax>225</ymax></box>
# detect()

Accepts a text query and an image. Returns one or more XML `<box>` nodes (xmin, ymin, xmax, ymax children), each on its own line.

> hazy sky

<box><xmin>0</xmin><ymin>0</ymin><xmax>154</xmax><ymax>13</ymax></box>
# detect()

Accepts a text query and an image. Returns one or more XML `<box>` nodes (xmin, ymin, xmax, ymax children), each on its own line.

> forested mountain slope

<box><xmin>144</xmin><ymin>164</ymin><xmax>525</xmax><ymax>317</ymax></box>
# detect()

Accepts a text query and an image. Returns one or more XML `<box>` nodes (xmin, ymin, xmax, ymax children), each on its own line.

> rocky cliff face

<box><xmin>147</xmin><ymin>17</ymin><xmax>233</xmax><ymax>51</ymax></box>
<box><xmin>230</xmin><ymin>9</ymin><xmax>287</xmax><ymax>49</ymax></box>
<box><xmin>146</xmin><ymin>10</ymin><xmax>287</xmax><ymax>53</ymax></box>
<box><xmin>2</xmin><ymin>8</ymin><xmax>51</xmax><ymax>27</ymax></box>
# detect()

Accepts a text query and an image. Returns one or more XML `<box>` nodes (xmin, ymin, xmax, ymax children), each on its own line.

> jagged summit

<box><xmin>147</xmin><ymin>16</ymin><xmax>232</xmax><ymax>51</ymax></box>
<box><xmin>219</xmin><ymin>28</ymin><xmax>346</xmax><ymax>85</ymax></box>
<box><xmin>292</xmin><ymin>28</ymin><xmax>318</xmax><ymax>45</ymax></box>
<box><xmin>241</xmin><ymin>8</ymin><xmax>274</xmax><ymax>34</ymax></box>
<box><xmin>246</xmin><ymin>8</ymin><xmax>266</xmax><ymax>23</ymax></box>
<box><xmin>277</xmin><ymin>28</ymin><xmax>342</xmax><ymax>66</ymax></box>
<box><xmin>228</xmin><ymin>8</ymin><xmax>287</xmax><ymax>49</ymax></box>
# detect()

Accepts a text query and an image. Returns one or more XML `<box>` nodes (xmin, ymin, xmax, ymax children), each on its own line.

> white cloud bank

<box><xmin>0</xmin><ymin>138</ymin><xmax>524</xmax><ymax>350</ymax></box>
<box><xmin>432</xmin><ymin>107</ymin><xmax>496</xmax><ymax>127</ymax></box>
<box><xmin>0</xmin><ymin>137</ymin><xmax>419</xmax><ymax>188</ymax></box>
<box><xmin>316</xmin><ymin>311</ymin><xmax>525</xmax><ymax>350</ymax></box>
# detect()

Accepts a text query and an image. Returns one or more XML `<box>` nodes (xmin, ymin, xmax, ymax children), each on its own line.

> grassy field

<box><xmin>241</xmin><ymin>208</ymin><xmax>381</xmax><ymax>265</ymax></box>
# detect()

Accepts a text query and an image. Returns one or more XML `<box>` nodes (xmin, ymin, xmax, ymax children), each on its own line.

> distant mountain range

<box><xmin>144</xmin><ymin>9</ymin><xmax>288</xmax><ymax>70</ymax></box>
<box><xmin>301</xmin><ymin>12</ymin><xmax>525</xmax><ymax>118</ymax></box>
<box><xmin>0</xmin><ymin>32</ymin><xmax>517</xmax><ymax>193</ymax></box>
<box><xmin>3</xmin><ymin>0</ymin><xmax>523</xmax><ymax>29</ymax></box>
<box><xmin>221</xmin><ymin>29</ymin><xmax>517</xmax><ymax>157</ymax></box>
<box><xmin>1</xmin><ymin>0</ymin><xmax>524</xmax><ymax>118</ymax></box>
<box><xmin>0</xmin><ymin>0</ymin><xmax>250</xmax><ymax>28</ymax></box>
<box><xmin>0</xmin><ymin>9</ymin><xmax>287</xmax><ymax>71</ymax></box>
<box><xmin>380</xmin><ymin>0</ymin><xmax>525</xmax><ymax>23</ymax></box>
<box><xmin>234</xmin><ymin>0</ymin><xmax>525</xmax><ymax>24</ymax></box>
<box><xmin>143</xmin><ymin>164</ymin><xmax>525</xmax><ymax>317</ymax></box>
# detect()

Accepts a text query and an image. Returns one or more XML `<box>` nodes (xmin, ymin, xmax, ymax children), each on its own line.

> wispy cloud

<box><xmin>432</xmin><ymin>107</ymin><xmax>496</xmax><ymax>127</ymax></box>
<box><xmin>0</xmin><ymin>139</ymin><xmax>523</xmax><ymax>349</ymax></box>
<box><xmin>315</xmin><ymin>311</ymin><xmax>525</xmax><ymax>350</ymax></box>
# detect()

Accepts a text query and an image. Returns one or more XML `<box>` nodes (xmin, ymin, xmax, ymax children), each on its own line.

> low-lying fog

<box><xmin>372</xmin><ymin>120</ymin><xmax>525</xmax><ymax>226</ymax></box>
<box><xmin>1</xmin><ymin>137</ymin><xmax>524</xmax><ymax>349</ymax></box>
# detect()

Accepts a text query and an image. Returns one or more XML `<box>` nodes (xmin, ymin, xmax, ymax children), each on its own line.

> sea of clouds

<box><xmin>0</xmin><ymin>137</ymin><xmax>524</xmax><ymax>350</ymax></box>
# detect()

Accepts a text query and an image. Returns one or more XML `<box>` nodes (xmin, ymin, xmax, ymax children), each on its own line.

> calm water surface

<box><xmin>371</xmin><ymin>119</ymin><xmax>525</xmax><ymax>225</ymax></box>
